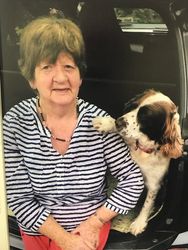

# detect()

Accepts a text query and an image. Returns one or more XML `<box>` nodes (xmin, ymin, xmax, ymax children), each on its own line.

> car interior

<box><xmin>0</xmin><ymin>0</ymin><xmax>188</xmax><ymax>249</ymax></box>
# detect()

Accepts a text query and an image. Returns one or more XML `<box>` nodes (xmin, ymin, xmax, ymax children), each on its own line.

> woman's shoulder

<box><xmin>4</xmin><ymin>97</ymin><xmax>37</xmax><ymax>121</ymax></box>
<box><xmin>78</xmin><ymin>98</ymin><xmax>109</xmax><ymax>117</ymax></box>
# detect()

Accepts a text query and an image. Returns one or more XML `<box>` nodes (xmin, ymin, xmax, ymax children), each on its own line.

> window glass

<box><xmin>114</xmin><ymin>8</ymin><xmax>168</xmax><ymax>33</ymax></box>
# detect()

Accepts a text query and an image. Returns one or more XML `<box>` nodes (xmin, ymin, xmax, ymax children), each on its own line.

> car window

<box><xmin>114</xmin><ymin>7</ymin><xmax>168</xmax><ymax>33</ymax></box>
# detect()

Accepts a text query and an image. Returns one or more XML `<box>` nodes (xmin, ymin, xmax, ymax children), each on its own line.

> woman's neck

<box><xmin>37</xmin><ymin>97</ymin><xmax>79</xmax><ymax>145</ymax></box>
<box><xmin>38</xmin><ymin>98</ymin><xmax>78</xmax><ymax>120</ymax></box>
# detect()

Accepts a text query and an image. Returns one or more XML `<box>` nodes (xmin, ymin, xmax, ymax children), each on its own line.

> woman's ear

<box><xmin>160</xmin><ymin>112</ymin><xmax>183</xmax><ymax>159</ymax></box>
<box><xmin>29</xmin><ymin>80</ymin><xmax>36</xmax><ymax>90</ymax></box>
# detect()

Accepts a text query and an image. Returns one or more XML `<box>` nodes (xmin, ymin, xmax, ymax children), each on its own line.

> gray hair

<box><xmin>18</xmin><ymin>16</ymin><xmax>86</xmax><ymax>81</ymax></box>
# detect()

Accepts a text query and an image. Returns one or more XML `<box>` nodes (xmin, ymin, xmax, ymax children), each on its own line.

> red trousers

<box><xmin>20</xmin><ymin>222</ymin><xmax>111</xmax><ymax>250</ymax></box>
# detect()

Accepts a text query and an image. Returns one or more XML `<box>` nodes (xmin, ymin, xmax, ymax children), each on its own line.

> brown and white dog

<box><xmin>93</xmin><ymin>89</ymin><xmax>183</xmax><ymax>236</ymax></box>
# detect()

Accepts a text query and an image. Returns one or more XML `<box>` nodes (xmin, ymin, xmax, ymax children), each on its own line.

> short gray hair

<box><xmin>18</xmin><ymin>16</ymin><xmax>86</xmax><ymax>81</ymax></box>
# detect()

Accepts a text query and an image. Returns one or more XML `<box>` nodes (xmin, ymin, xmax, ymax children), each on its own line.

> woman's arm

<box><xmin>103</xmin><ymin>133</ymin><xmax>144</xmax><ymax>214</ymax></box>
<box><xmin>3</xmin><ymin>117</ymin><xmax>51</xmax><ymax>233</ymax></box>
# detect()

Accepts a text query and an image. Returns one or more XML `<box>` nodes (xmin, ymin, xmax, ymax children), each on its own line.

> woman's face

<box><xmin>30</xmin><ymin>52</ymin><xmax>82</xmax><ymax>107</ymax></box>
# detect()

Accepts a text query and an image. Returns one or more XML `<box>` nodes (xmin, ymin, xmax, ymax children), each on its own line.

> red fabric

<box><xmin>97</xmin><ymin>222</ymin><xmax>111</xmax><ymax>250</ymax></box>
<box><xmin>20</xmin><ymin>222</ymin><xmax>111</xmax><ymax>250</ymax></box>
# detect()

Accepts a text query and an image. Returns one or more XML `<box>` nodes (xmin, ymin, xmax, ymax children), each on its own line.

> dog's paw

<box><xmin>129</xmin><ymin>216</ymin><xmax>147</xmax><ymax>236</ymax></box>
<box><xmin>92</xmin><ymin>116</ymin><xmax>116</xmax><ymax>132</ymax></box>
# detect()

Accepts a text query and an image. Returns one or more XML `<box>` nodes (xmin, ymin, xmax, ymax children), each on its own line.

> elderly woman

<box><xmin>3</xmin><ymin>15</ymin><xmax>144</xmax><ymax>250</ymax></box>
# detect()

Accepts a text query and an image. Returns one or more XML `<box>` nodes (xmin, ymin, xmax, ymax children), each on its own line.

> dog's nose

<box><xmin>115</xmin><ymin>117</ymin><xmax>128</xmax><ymax>129</ymax></box>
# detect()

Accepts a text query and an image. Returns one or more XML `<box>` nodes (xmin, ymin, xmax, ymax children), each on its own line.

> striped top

<box><xmin>3</xmin><ymin>97</ymin><xmax>144</xmax><ymax>235</ymax></box>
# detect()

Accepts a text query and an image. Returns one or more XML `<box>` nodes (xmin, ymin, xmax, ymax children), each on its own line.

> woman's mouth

<box><xmin>53</xmin><ymin>88</ymin><xmax>69</xmax><ymax>93</ymax></box>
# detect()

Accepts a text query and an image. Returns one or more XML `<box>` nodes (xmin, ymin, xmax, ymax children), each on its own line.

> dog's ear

<box><xmin>160</xmin><ymin>112</ymin><xmax>183</xmax><ymax>158</ymax></box>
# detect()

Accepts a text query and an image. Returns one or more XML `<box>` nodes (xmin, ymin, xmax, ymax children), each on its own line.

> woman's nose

<box><xmin>52</xmin><ymin>66</ymin><xmax>68</xmax><ymax>82</ymax></box>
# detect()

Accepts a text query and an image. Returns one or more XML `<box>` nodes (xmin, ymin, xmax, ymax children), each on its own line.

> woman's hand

<box><xmin>38</xmin><ymin>215</ymin><xmax>95</xmax><ymax>250</ymax></box>
<box><xmin>61</xmin><ymin>232</ymin><xmax>96</xmax><ymax>250</ymax></box>
<box><xmin>71</xmin><ymin>215</ymin><xmax>103</xmax><ymax>250</ymax></box>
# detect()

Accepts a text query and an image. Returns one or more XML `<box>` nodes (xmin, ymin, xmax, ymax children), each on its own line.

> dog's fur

<box><xmin>93</xmin><ymin>89</ymin><xmax>183</xmax><ymax>236</ymax></box>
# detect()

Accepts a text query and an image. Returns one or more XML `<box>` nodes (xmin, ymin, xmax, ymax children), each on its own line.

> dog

<box><xmin>93</xmin><ymin>89</ymin><xmax>183</xmax><ymax>236</ymax></box>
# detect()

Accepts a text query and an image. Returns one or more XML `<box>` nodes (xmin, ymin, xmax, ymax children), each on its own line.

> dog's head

<box><xmin>116</xmin><ymin>89</ymin><xmax>183</xmax><ymax>158</ymax></box>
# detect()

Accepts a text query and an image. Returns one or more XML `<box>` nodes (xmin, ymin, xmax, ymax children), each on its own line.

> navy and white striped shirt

<box><xmin>3</xmin><ymin>97</ymin><xmax>144</xmax><ymax>235</ymax></box>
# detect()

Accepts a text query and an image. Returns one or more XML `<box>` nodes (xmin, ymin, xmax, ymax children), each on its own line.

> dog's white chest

<box><xmin>130</xmin><ymin>149</ymin><xmax>170</xmax><ymax>184</ymax></box>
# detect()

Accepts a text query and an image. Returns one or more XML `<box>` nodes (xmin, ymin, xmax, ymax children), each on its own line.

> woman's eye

<box><xmin>42</xmin><ymin>65</ymin><xmax>53</xmax><ymax>70</ymax></box>
<box><xmin>64</xmin><ymin>64</ymin><xmax>76</xmax><ymax>71</ymax></box>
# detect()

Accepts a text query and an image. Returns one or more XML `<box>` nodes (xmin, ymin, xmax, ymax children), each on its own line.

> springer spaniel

<box><xmin>93</xmin><ymin>89</ymin><xmax>183</xmax><ymax>236</ymax></box>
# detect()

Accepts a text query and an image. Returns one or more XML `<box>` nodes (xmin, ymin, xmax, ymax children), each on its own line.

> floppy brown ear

<box><xmin>160</xmin><ymin>112</ymin><xmax>184</xmax><ymax>158</ymax></box>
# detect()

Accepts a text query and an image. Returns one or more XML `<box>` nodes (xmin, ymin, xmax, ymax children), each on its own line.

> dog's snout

<box><xmin>115</xmin><ymin>117</ymin><xmax>128</xmax><ymax>129</ymax></box>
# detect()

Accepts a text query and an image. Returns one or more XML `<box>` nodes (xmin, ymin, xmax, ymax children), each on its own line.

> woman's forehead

<box><xmin>38</xmin><ymin>52</ymin><xmax>75</xmax><ymax>64</ymax></box>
